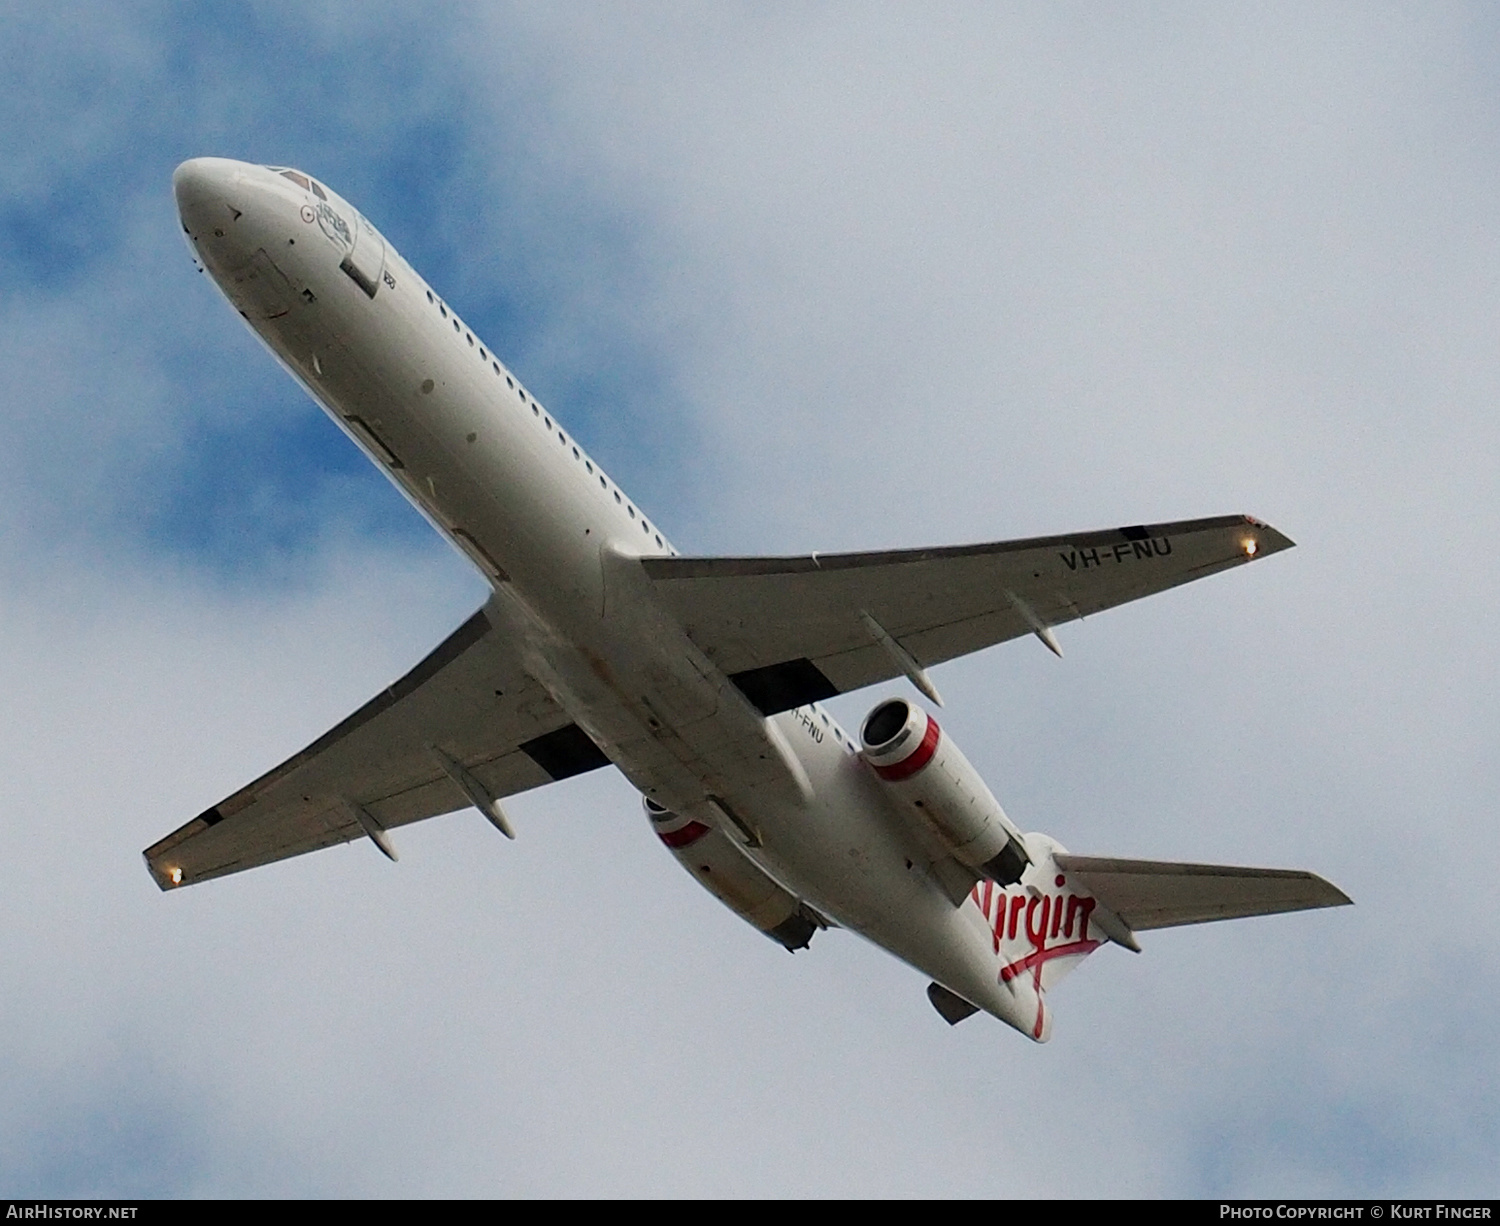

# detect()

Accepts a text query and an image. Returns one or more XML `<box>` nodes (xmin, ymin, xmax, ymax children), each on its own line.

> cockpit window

<box><xmin>279</xmin><ymin>170</ymin><xmax>311</xmax><ymax>191</ymax></box>
<box><xmin>309</xmin><ymin>180</ymin><xmax>327</xmax><ymax>201</ymax></box>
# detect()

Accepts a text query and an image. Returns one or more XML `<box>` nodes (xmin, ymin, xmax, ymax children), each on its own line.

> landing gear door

<box><xmin>339</xmin><ymin>209</ymin><xmax>386</xmax><ymax>299</ymax></box>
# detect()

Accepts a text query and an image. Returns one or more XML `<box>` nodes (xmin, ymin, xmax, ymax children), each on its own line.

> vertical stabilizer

<box><xmin>968</xmin><ymin>834</ymin><xmax>1120</xmax><ymax>1041</ymax></box>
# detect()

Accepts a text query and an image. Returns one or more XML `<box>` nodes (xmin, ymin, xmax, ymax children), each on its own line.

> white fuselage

<box><xmin>174</xmin><ymin>158</ymin><xmax>1067</xmax><ymax>1038</ymax></box>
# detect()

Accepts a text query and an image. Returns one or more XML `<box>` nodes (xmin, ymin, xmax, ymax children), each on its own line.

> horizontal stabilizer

<box><xmin>1054</xmin><ymin>855</ymin><xmax>1351</xmax><ymax>932</ymax></box>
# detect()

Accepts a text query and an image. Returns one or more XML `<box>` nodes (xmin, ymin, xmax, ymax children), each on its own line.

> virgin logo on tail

<box><xmin>973</xmin><ymin>874</ymin><xmax>1102</xmax><ymax>1039</ymax></box>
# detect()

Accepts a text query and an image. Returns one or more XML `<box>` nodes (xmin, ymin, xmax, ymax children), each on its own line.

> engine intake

<box><xmin>643</xmin><ymin>797</ymin><xmax>821</xmax><ymax>951</ymax></box>
<box><xmin>860</xmin><ymin>698</ymin><xmax>1030</xmax><ymax>886</ymax></box>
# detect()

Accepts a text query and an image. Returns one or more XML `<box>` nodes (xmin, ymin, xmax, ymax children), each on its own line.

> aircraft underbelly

<box><xmin>239</xmin><ymin>201</ymin><xmax>1017</xmax><ymax>1022</ymax></box>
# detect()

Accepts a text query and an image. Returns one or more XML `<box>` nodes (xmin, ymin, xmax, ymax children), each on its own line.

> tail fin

<box><xmin>972</xmin><ymin>834</ymin><xmax>1114</xmax><ymax>1041</ymax></box>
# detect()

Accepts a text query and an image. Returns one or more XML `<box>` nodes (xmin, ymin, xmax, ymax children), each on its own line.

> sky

<box><xmin>2</xmin><ymin>1</ymin><xmax>1498</xmax><ymax>1198</ymax></box>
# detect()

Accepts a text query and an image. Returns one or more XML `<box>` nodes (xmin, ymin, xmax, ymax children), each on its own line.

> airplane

<box><xmin>149</xmin><ymin>157</ymin><xmax>1350</xmax><ymax>1042</ymax></box>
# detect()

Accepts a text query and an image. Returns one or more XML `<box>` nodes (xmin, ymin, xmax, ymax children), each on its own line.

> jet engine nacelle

<box><xmin>643</xmin><ymin>798</ymin><xmax>821</xmax><ymax>951</ymax></box>
<box><xmin>860</xmin><ymin>698</ymin><xmax>1031</xmax><ymax>886</ymax></box>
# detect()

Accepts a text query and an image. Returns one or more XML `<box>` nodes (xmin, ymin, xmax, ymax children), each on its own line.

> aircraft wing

<box><xmin>642</xmin><ymin>515</ymin><xmax>1292</xmax><ymax>714</ymax></box>
<box><xmin>1054</xmin><ymin>855</ymin><xmax>1352</xmax><ymax>931</ymax></box>
<box><xmin>143</xmin><ymin>608</ymin><xmax>610</xmax><ymax>889</ymax></box>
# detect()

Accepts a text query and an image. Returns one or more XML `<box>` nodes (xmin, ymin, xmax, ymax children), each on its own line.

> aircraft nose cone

<box><xmin>173</xmin><ymin>157</ymin><xmax>245</xmax><ymax>235</ymax></box>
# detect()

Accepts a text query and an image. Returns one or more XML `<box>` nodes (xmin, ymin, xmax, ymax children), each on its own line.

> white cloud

<box><xmin>1</xmin><ymin>2</ymin><xmax>1496</xmax><ymax>1196</ymax></box>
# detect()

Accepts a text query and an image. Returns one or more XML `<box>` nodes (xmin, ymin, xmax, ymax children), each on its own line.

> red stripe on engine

<box><xmin>658</xmin><ymin>821</ymin><xmax>712</xmax><ymax>848</ymax></box>
<box><xmin>872</xmin><ymin>716</ymin><xmax>940</xmax><ymax>781</ymax></box>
